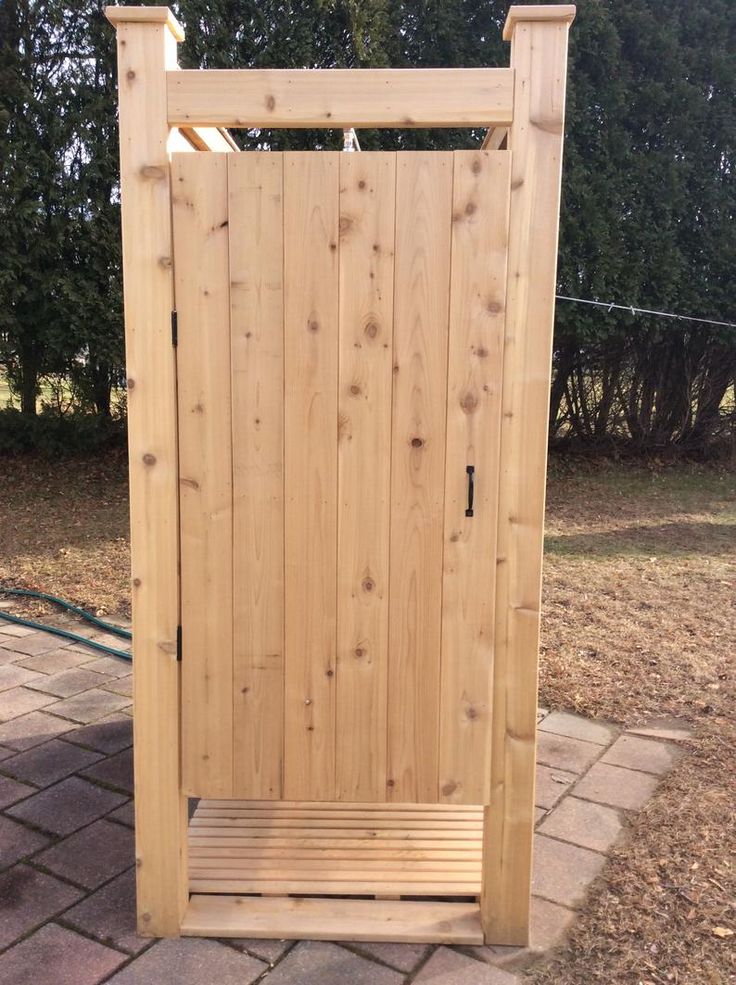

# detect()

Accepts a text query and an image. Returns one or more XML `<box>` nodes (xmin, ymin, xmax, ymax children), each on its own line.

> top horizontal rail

<box><xmin>166</xmin><ymin>68</ymin><xmax>515</xmax><ymax>129</ymax></box>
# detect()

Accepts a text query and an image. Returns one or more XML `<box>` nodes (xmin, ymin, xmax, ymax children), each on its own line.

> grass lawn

<box><xmin>0</xmin><ymin>453</ymin><xmax>733</xmax><ymax>982</ymax></box>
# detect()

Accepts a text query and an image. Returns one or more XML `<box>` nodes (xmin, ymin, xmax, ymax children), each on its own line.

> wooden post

<box><xmin>482</xmin><ymin>4</ymin><xmax>575</xmax><ymax>945</ymax></box>
<box><xmin>105</xmin><ymin>5</ymin><xmax>188</xmax><ymax>936</ymax></box>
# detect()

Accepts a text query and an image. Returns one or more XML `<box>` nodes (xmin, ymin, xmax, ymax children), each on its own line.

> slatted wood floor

<box><xmin>188</xmin><ymin>799</ymin><xmax>484</xmax><ymax>897</ymax></box>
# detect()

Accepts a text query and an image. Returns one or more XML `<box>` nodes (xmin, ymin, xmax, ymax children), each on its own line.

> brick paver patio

<box><xmin>0</xmin><ymin>618</ymin><xmax>690</xmax><ymax>983</ymax></box>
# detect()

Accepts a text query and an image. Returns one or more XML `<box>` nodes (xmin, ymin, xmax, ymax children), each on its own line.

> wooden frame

<box><xmin>106</xmin><ymin>3</ymin><xmax>574</xmax><ymax>945</ymax></box>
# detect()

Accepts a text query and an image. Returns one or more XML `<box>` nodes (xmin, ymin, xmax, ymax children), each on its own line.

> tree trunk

<box><xmin>19</xmin><ymin>357</ymin><xmax>38</xmax><ymax>417</ymax></box>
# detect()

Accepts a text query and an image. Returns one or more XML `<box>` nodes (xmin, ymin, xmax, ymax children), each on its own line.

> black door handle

<box><xmin>465</xmin><ymin>465</ymin><xmax>475</xmax><ymax>517</ymax></box>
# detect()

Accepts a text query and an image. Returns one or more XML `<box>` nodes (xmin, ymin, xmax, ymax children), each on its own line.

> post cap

<box><xmin>105</xmin><ymin>6</ymin><xmax>185</xmax><ymax>42</ymax></box>
<box><xmin>503</xmin><ymin>4</ymin><xmax>576</xmax><ymax>41</ymax></box>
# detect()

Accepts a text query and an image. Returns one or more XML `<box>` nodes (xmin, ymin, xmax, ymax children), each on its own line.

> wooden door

<box><xmin>172</xmin><ymin>149</ymin><xmax>511</xmax><ymax>805</ymax></box>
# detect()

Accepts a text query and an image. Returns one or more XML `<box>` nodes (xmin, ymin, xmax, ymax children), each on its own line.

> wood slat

<box><xmin>167</xmin><ymin>68</ymin><xmax>514</xmax><ymax>129</ymax></box>
<box><xmin>190</xmin><ymin>859</ymin><xmax>479</xmax><ymax>875</ymax></box>
<box><xmin>193</xmin><ymin>808</ymin><xmax>481</xmax><ymax>822</ymax></box>
<box><xmin>438</xmin><ymin>150</ymin><xmax>510</xmax><ymax>804</ymax></box>
<box><xmin>387</xmin><ymin>153</ymin><xmax>453</xmax><ymax>802</ymax></box>
<box><xmin>283</xmin><ymin>152</ymin><xmax>340</xmax><ymax>800</ymax></box>
<box><xmin>190</xmin><ymin>839</ymin><xmax>480</xmax><ymax>852</ymax></box>
<box><xmin>190</xmin><ymin>827</ymin><xmax>480</xmax><ymax>842</ymax></box>
<box><xmin>173</xmin><ymin>153</ymin><xmax>233</xmax><ymax>798</ymax></box>
<box><xmin>229</xmin><ymin>153</ymin><xmax>285</xmax><ymax>799</ymax></box>
<box><xmin>182</xmin><ymin>895</ymin><xmax>484</xmax><ymax>943</ymax></box>
<box><xmin>189</xmin><ymin>879</ymin><xmax>479</xmax><ymax>896</ymax></box>
<box><xmin>335</xmin><ymin>152</ymin><xmax>396</xmax><ymax>802</ymax></box>
<box><xmin>189</xmin><ymin>838</ymin><xmax>481</xmax><ymax>862</ymax></box>
<box><xmin>198</xmin><ymin>799</ymin><xmax>479</xmax><ymax>812</ymax></box>
<box><xmin>190</xmin><ymin>817</ymin><xmax>482</xmax><ymax>831</ymax></box>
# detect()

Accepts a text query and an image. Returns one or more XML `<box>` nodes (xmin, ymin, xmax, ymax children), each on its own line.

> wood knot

<box><xmin>132</xmin><ymin>577</ymin><xmax>142</xmax><ymax>588</ymax></box>
<box><xmin>265</xmin><ymin>94</ymin><xmax>276</xmax><ymax>111</ymax></box>
<box><xmin>126</xmin><ymin>69</ymin><xmax>136</xmax><ymax>82</ymax></box>
<box><xmin>460</xmin><ymin>391</ymin><xmax>478</xmax><ymax>415</ymax></box>
<box><xmin>475</xmin><ymin>346</ymin><xmax>489</xmax><ymax>358</ymax></box>
<box><xmin>465</xmin><ymin>201</ymin><xmax>477</xmax><ymax>216</ymax></box>
<box><xmin>354</xmin><ymin>647</ymin><xmax>365</xmax><ymax>658</ymax></box>
<box><xmin>339</xmin><ymin>216</ymin><xmax>353</xmax><ymax>235</ymax></box>
<box><xmin>241</xmin><ymin>686</ymin><xmax>249</xmax><ymax>694</ymax></box>
<box><xmin>349</xmin><ymin>384</ymin><xmax>362</xmax><ymax>396</ymax></box>
<box><xmin>487</xmin><ymin>300</ymin><xmax>503</xmax><ymax>315</ymax></box>
<box><xmin>465</xmin><ymin>705</ymin><xmax>480</xmax><ymax>720</ymax></box>
<box><xmin>308</xmin><ymin>320</ymin><xmax>319</xmax><ymax>333</ymax></box>
<box><xmin>329</xmin><ymin>242</ymin><xmax>337</xmax><ymax>251</ymax></box>
<box><xmin>142</xmin><ymin>452</ymin><xmax>156</xmax><ymax>466</ymax></box>
<box><xmin>126</xmin><ymin>377</ymin><xmax>135</xmax><ymax>390</ymax></box>
<box><xmin>358</xmin><ymin>179</ymin><xmax>366</xmax><ymax>190</ymax></box>
<box><xmin>326</xmin><ymin>668</ymin><xmax>334</xmax><ymax>677</ymax></box>
<box><xmin>362</xmin><ymin>578</ymin><xmax>375</xmax><ymax>593</ymax></box>
<box><xmin>442</xmin><ymin>780</ymin><xmax>458</xmax><ymax>795</ymax></box>
<box><xmin>386</xmin><ymin>778</ymin><xmax>395</xmax><ymax>788</ymax></box>
<box><xmin>411</xmin><ymin>437</ymin><xmax>424</xmax><ymax>448</ymax></box>
<box><xmin>449</xmin><ymin>531</ymin><xmax>460</xmax><ymax>543</ymax></box>
<box><xmin>471</xmin><ymin>158</ymin><xmax>482</xmax><ymax>174</ymax></box>
<box><xmin>364</xmin><ymin>321</ymin><xmax>378</xmax><ymax>339</ymax></box>
<box><xmin>140</xmin><ymin>165</ymin><xmax>165</xmax><ymax>181</ymax></box>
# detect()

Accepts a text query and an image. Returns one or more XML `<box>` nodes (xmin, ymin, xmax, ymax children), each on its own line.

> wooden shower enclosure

<box><xmin>106</xmin><ymin>3</ymin><xmax>575</xmax><ymax>945</ymax></box>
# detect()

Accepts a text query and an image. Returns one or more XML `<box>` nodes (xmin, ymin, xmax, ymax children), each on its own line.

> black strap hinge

<box><xmin>176</xmin><ymin>624</ymin><xmax>182</xmax><ymax>662</ymax></box>
<box><xmin>171</xmin><ymin>309</ymin><xmax>178</xmax><ymax>347</ymax></box>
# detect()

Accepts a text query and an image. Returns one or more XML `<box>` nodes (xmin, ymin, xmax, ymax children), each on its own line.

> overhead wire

<box><xmin>555</xmin><ymin>295</ymin><xmax>736</xmax><ymax>330</ymax></box>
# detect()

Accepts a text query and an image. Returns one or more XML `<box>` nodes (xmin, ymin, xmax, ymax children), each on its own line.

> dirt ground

<box><xmin>0</xmin><ymin>453</ymin><xmax>734</xmax><ymax>983</ymax></box>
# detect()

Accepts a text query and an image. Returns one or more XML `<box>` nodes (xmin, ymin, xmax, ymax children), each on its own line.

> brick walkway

<box><xmin>0</xmin><ymin>618</ymin><xmax>690</xmax><ymax>984</ymax></box>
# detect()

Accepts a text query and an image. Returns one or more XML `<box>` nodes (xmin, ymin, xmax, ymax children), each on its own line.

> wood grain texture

<box><xmin>110</xmin><ymin>17</ymin><xmax>188</xmax><ymax>935</ymax></box>
<box><xmin>439</xmin><ymin>151</ymin><xmax>510</xmax><ymax>805</ymax></box>
<box><xmin>182</xmin><ymin>895</ymin><xmax>484</xmax><ymax>944</ymax></box>
<box><xmin>283</xmin><ymin>152</ymin><xmax>340</xmax><ymax>800</ymax></box>
<box><xmin>167</xmin><ymin>67</ymin><xmax>514</xmax><ymax>129</ymax></box>
<box><xmin>106</xmin><ymin>5</ymin><xmax>185</xmax><ymax>41</ymax></box>
<box><xmin>229</xmin><ymin>153</ymin><xmax>285</xmax><ymax>799</ymax></box>
<box><xmin>173</xmin><ymin>152</ymin><xmax>233</xmax><ymax>798</ymax></box>
<box><xmin>483</xmin><ymin>17</ymin><xmax>573</xmax><ymax>946</ymax></box>
<box><xmin>387</xmin><ymin>153</ymin><xmax>453</xmax><ymax>803</ymax></box>
<box><xmin>336</xmin><ymin>153</ymin><xmax>396</xmax><ymax>802</ymax></box>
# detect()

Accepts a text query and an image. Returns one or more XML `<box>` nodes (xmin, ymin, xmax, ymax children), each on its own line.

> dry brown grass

<box><xmin>0</xmin><ymin>452</ymin><xmax>733</xmax><ymax>982</ymax></box>
<box><xmin>535</xmin><ymin>458</ymin><xmax>735</xmax><ymax>985</ymax></box>
<box><xmin>0</xmin><ymin>452</ymin><xmax>131</xmax><ymax>618</ymax></box>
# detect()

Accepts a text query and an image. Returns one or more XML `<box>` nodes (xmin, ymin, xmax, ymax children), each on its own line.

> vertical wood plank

<box><xmin>439</xmin><ymin>150</ymin><xmax>510</xmax><ymax>805</ymax></box>
<box><xmin>483</xmin><ymin>13</ymin><xmax>574</xmax><ymax>945</ymax></box>
<box><xmin>335</xmin><ymin>153</ymin><xmax>396</xmax><ymax>802</ymax></box>
<box><xmin>387</xmin><ymin>153</ymin><xmax>453</xmax><ymax>803</ymax></box>
<box><xmin>283</xmin><ymin>152</ymin><xmax>340</xmax><ymax>801</ymax></box>
<box><xmin>107</xmin><ymin>13</ymin><xmax>188</xmax><ymax>935</ymax></box>
<box><xmin>229</xmin><ymin>153</ymin><xmax>285</xmax><ymax>799</ymax></box>
<box><xmin>173</xmin><ymin>152</ymin><xmax>233</xmax><ymax>798</ymax></box>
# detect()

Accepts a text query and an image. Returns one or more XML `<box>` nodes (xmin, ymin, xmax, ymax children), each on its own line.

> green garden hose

<box><xmin>0</xmin><ymin>587</ymin><xmax>132</xmax><ymax>662</ymax></box>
